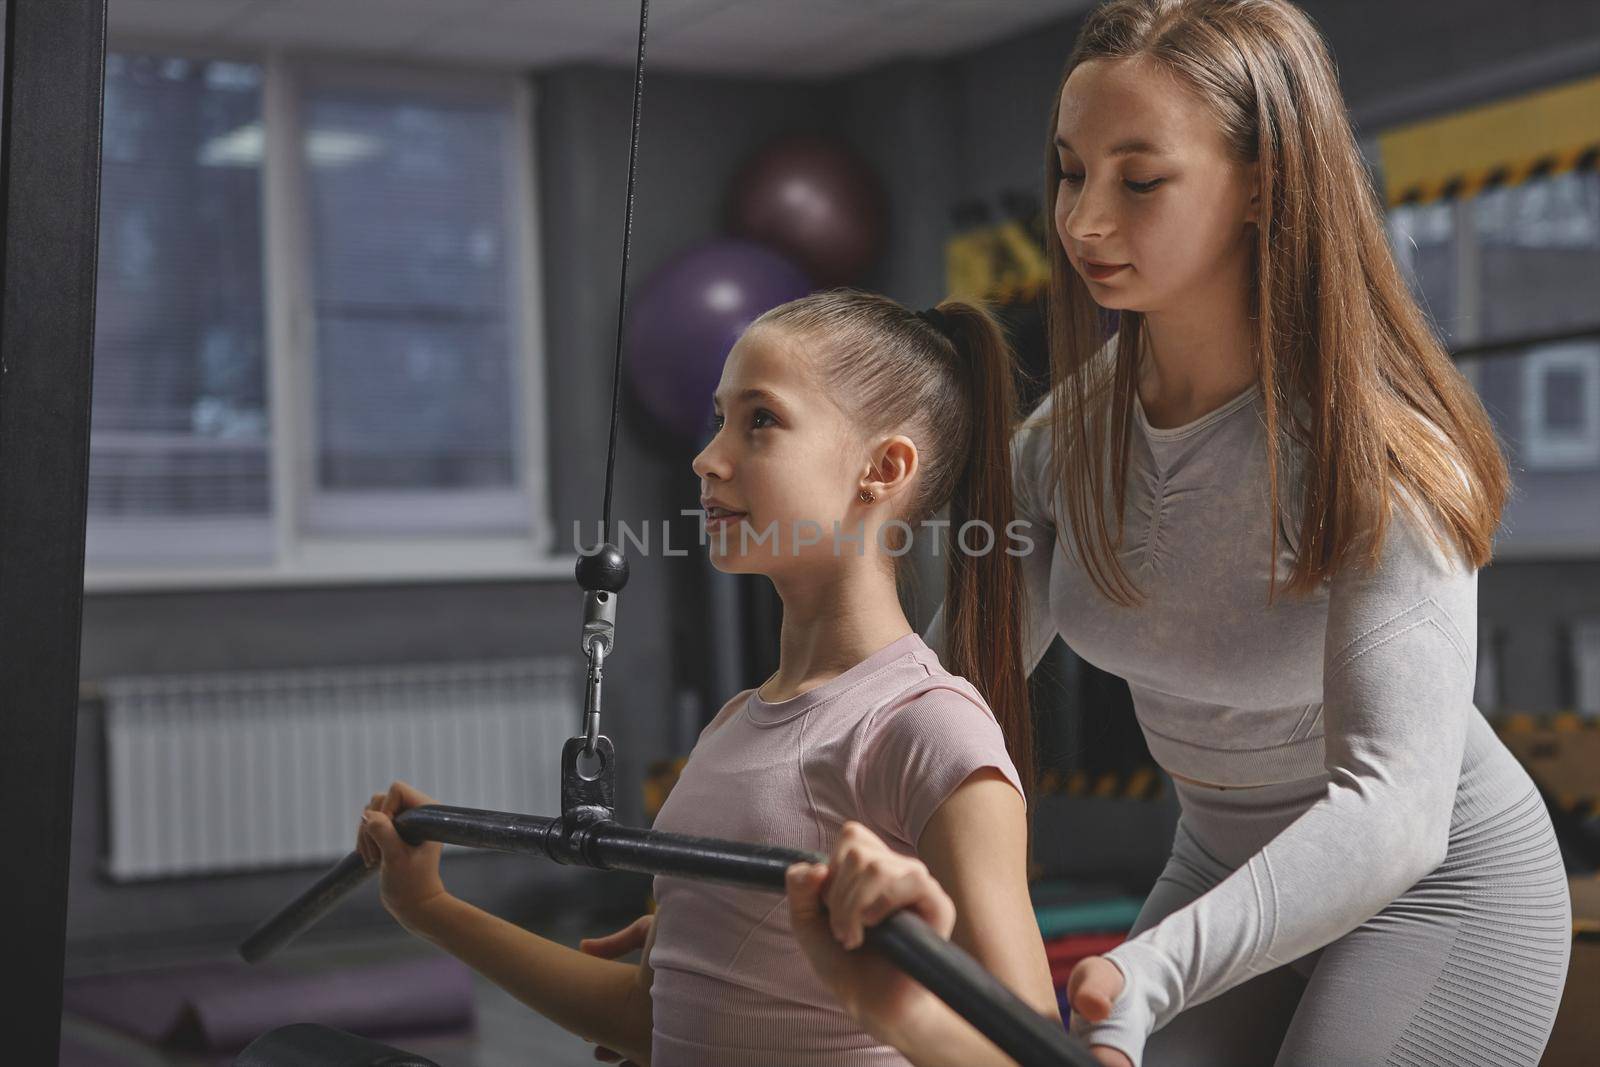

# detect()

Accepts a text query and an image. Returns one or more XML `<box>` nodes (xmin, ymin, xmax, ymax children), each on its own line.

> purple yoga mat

<box><xmin>58</xmin><ymin>1033</ymin><xmax>142</xmax><ymax>1067</ymax></box>
<box><xmin>62</xmin><ymin>954</ymin><xmax>475</xmax><ymax>1053</ymax></box>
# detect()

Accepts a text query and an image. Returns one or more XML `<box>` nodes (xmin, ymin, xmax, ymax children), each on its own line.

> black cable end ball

<box><xmin>576</xmin><ymin>543</ymin><xmax>629</xmax><ymax>594</ymax></box>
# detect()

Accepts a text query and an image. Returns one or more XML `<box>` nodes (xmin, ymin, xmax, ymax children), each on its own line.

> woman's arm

<box><xmin>1075</xmin><ymin>498</ymin><xmax>1477</xmax><ymax>1066</ymax></box>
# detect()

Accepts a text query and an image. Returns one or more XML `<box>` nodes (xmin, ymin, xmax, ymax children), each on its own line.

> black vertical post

<box><xmin>0</xmin><ymin>1</ymin><xmax>106</xmax><ymax>1063</ymax></box>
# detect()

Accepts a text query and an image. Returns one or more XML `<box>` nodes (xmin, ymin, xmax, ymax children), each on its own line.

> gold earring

<box><xmin>859</xmin><ymin>489</ymin><xmax>875</xmax><ymax>503</ymax></box>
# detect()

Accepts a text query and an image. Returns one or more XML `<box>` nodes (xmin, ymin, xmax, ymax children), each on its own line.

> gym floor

<box><xmin>60</xmin><ymin>914</ymin><xmax>609</xmax><ymax>1067</ymax></box>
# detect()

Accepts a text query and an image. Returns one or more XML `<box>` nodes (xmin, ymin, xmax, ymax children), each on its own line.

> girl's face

<box><xmin>691</xmin><ymin>327</ymin><xmax>874</xmax><ymax>576</ymax></box>
<box><xmin>1053</xmin><ymin>56</ymin><xmax>1258</xmax><ymax>312</ymax></box>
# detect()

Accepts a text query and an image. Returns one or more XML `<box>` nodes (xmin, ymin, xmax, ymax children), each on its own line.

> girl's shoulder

<box><xmin>862</xmin><ymin>674</ymin><xmax>1004</xmax><ymax>749</ymax></box>
<box><xmin>854</xmin><ymin>677</ymin><xmax>1025</xmax><ymax>843</ymax></box>
<box><xmin>697</xmin><ymin>687</ymin><xmax>757</xmax><ymax>743</ymax></box>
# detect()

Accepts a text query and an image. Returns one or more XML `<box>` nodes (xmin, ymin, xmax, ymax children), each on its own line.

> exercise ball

<box><xmin>728</xmin><ymin>135</ymin><xmax>886</xmax><ymax>287</ymax></box>
<box><xmin>627</xmin><ymin>239</ymin><xmax>813</xmax><ymax>441</ymax></box>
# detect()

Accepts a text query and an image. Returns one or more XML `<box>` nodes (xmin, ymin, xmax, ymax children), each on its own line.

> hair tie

<box><xmin>914</xmin><ymin>306</ymin><xmax>953</xmax><ymax>339</ymax></box>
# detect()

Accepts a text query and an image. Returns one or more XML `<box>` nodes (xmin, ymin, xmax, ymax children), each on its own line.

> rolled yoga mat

<box><xmin>58</xmin><ymin>1033</ymin><xmax>142</xmax><ymax>1067</ymax></box>
<box><xmin>1048</xmin><ymin>932</ymin><xmax>1133</xmax><ymax>1032</ymax></box>
<box><xmin>1033</xmin><ymin>897</ymin><xmax>1145</xmax><ymax>940</ymax></box>
<box><xmin>62</xmin><ymin>954</ymin><xmax>475</xmax><ymax>1053</ymax></box>
<box><xmin>1029</xmin><ymin>879</ymin><xmax>1139</xmax><ymax>908</ymax></box>
<box><xmin>1045</xmin><ymin>932</ymin><xmax>1129</xmax><ymax>989</ymax></box>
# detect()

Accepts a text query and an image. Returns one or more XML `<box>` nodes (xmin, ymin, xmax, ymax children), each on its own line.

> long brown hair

<box><xmin>753</xmin><ymin>291</ymin><xmax>1036</xmax><ymax>811</ymax></box>
<box><xmin>1045</xmin><ymin>0</ymin><xmax>1509</xmax><ymax>604</ymax></box>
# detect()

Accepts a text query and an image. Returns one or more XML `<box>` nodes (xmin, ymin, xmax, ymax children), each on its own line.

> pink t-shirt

<box><xmin>646</xmin><ymin>631</ymin><xmax>1026</xmax><ymax>1067</ymax></box>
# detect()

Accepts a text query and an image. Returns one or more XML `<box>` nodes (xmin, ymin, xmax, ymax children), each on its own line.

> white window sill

<box><xmin>84</xmin><ymin>540</ymin><xmax>583</xmax><ymax>593</ymax></box>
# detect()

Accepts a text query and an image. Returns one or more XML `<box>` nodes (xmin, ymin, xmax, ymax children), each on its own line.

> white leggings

<box><xmin>1133</xmin><ymin>766</ymin><xmax>1571</xmax><ymax>1067</ymax></box>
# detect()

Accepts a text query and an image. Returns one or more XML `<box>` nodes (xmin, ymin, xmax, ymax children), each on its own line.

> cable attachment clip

<box><xmin>573</xmin><ymin>542</ymin><xmax>629</xmax><ymax>760</ymax></box>
<box><xmin>579</xmin><ymin>590</ymin><xmax>615</xmax><ymax>756</ymax></box>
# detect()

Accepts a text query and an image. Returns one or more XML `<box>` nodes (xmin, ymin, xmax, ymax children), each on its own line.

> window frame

<box><xmin>84</xmin><ymin>41</ymin><xmax>571</xmax><ymax>593</ymax></box>
<box><xmin>1520</xmin><ymin>341</ymin><xmax>1600</xmax><ymax>471</ymax></box>
<box><xmin>1381</xmin><ymin>146</ymin><xmax>1600</xmax><ymax>561</ymax></box>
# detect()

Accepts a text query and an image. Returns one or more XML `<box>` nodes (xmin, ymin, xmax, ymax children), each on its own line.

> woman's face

<box><xmin>690</xmin><ymin>327</ymin><xmax>869</xmax><ymax>576</ymax></box>
<box><xmin>1053</xmin><ymin>55</ymin><xmax>1258</xmax><ymax>313</ymax></box>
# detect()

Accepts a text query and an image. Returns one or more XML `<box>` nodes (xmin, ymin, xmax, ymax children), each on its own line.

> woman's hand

<box><xmin>356</xmin><ymin>779</ymin><xmax>450</xmax><ymax>932</ymax></box>
<box><xmin>1068</xmin><ymin>956</ymin><xmax>1134</xmax><ymax>1067</ymax></box>
<box><xmin>784</xmin><ymin>822</ymin><xmax>958</xmax><ymax>1045</ymax></box>
<box><xmin>577</xmin><ymin>915</ymin><xmax>654</xmax><ymax>1066</ymax></box>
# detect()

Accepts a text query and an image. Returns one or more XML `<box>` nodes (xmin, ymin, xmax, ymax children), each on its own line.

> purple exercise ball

<box><xmin>728</xmin><ymin>134</ymin><xmax>886</xmax><ymax>288</ymax></box>
<box><xmin>626</xmin><ymin>239</ymin><xmax>814</xmax><ymax>441</ymax></box>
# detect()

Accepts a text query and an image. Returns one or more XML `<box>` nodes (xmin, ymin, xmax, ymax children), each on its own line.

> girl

<box><xmin>357</xmin><ymin>291</ymin><xmax>1059</xmax><ymax>1065</ymax></box>
<box><xmin>792</xmin><ymin>1</ymin><xmax>1573</xmax><ymax>1065</ymax></box>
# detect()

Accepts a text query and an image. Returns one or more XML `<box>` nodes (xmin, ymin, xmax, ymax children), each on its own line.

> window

<box><xmin>298</xmin><ymin>68</ymin><xmax>530</xmax><ymax>538</ymax></box>
<box><xmin>86</xmin><ymin>51</ymin><xmax>559</xmax><ymax>590</ymax></box>
<box><xmin>1386</xmin><ymin>200</ymin><xmax>1459</xmax><ymax>340</ymax></box>
<box><xmin>1521</xmin><ymin>342</ymin><xmax>1600</xmax><ymax>470</ymax></box>
<box><xmin>1389</xmin><ymin>168</ymin><xmax>1600</xmax><ymax>558</ymax></box>
<box><xmin>88</xmin><ymin>54</ymin><xmax>272</xmax><ymax>565</ymax></box>
<box><xmin>1474</xmin><ymin>171</ymin><xmax>1600</xmax><ymax>342</ymax></box>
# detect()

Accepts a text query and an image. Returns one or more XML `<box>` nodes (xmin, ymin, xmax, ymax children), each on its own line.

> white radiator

<box><xmin>102</xmin><ymin>658</ymin><xmax>583</xmax><ymax>881</ymax></box>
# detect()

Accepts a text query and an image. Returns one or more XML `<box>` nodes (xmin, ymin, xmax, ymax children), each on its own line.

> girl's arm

<box><xmin>916</xmin><ymin>769</ymin><xmax>1060</xmax><ymax>1021</ymax></box>
<box><xmin>360</xmin><ymin>782</ymin><xmax>653</xmax><ymax>1065</ymax></box>
<box><xmin>786</xmin><ymin>833</ymin><xmax>1016</xmax><ymax>1067</ymax></box>
<box><xmin>849</xmin><ymin>684</ymin><xmax>1063</xmax><ymax>1028</ymax></box>
<box><xmin>792</xmin><ymin>813</ymin><xmax>1110</xmax><ymax>1067</ymax></box>
<box><xmin>405</xmin><ymin>894</ymin><xmax>654</xmax><ymax>1065</ymax></box>
<box><xmin>851</xmin><ymin>684</ymin><xmax>1058</xmax><ymax>1018</ymax></box>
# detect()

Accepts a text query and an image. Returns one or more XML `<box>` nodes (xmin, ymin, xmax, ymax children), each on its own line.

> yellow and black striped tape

<box><xmin>1379</xmin><ymin>72</ymin><xmax>1600</xmax><ymax>208</ymax></box>
<box><xmin>1492</xmin><ymin>712</ymin><xmax>1600</xmax><ymax>815</ymax></box>
<box><xmin>1036</xmin><ymin>765</ymin><xmax>1166</xmax><ymax>801</ymax></box>
<box><xmin>648</xmin><ymin>756</ymin><xmax>1170</xmax><ymax>819</ymax></box>
<box><xmin>1391</xmin><ymin>144</ymin><xmax>1599</xmax><ymax>207</ymax></box>
<box><xmin>1496</xmin><ymin>711</ymin><xmax>1600</xmax><ymax>735</ymax></box>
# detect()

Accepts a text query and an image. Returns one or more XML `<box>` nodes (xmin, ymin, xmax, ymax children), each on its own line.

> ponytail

<box><xmin>928</xmin><ymin>301</ymin><xmax>1035</xmax><ymax>823</ymax></box>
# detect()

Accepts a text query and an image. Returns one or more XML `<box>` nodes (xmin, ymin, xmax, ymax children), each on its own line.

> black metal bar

<box><xmin>872</xmin><ymin>910</ymin><xmax>1086</xmax><ymax>1067</ymax></box>
<box><xmin>236</xmin><ymin>853</ymin><xmax>374</xmax><ymax>965</ymax></box>
<box><xmin>241</xmin><ymin>806</ymin><xmax>1096</xmax><ymax>1067</ymax></box>
<box><xmin>0</xmin><ymin>1</ymin><xmax>107</xmax><ymax>1063</ymax></box>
